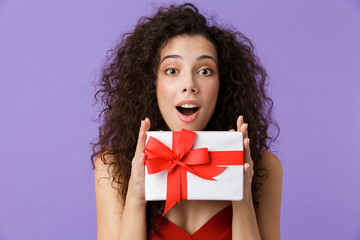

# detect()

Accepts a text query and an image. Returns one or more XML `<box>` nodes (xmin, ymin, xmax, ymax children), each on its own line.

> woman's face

<box><xmin>156</xmin><ymin>34</ymin><xmax>219</xmax><ymax>131</ymax></box>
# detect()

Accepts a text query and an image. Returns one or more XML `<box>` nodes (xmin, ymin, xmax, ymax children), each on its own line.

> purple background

<box><xmin>1</xmin><ymin>0</ymin><xmax>359</xmax><ymax>239</ymax></box>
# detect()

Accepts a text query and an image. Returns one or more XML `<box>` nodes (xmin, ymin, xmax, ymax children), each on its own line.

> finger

<box><xmin>244</xmin><ymin>138</ymin><xmax>253</xmax><ymax>167</ymax></box>
<box><xmin>136</xmin><ymin>153</ymin><xmax>146</xmax><ymax>177</ymax></box>
<box><xmin>244</xmin><ymin>162</ymin><xmax>250</xmax><ymax>176</ymax></box>
<box><xmin>237</xmin><ymin>116</ymin><xmax>248</xmax><ymax>139</ymax></box>
<box><xmin>236</xmin><ymin>115</ymin><xmax>243</xmax><ymax>132</ymax></box>
<box><xmin>229</xmin><ymin>129</ymin><xmax>235</xmax><ymax>132</ymax></box>
<box><xmin>144</xmin><ymin>117</ymin><xmax>151</xmax><ymax>131</ymax></box>
<box><xmin>243</xmin><ymin>162</ymin><xmax>253</xmax><ymax>186</ymax></box>
<box><xmin>244</xmin><ymin>162</ymin><xmax>254</xmax><ymax>181</ymax></box>
<box><xmin>135</xmin><ymin>119</ymin><xmax>148</xmax><ymax>156</ymax></box>
<box><xmin>240</xmin><ymin>123</ymin><xmax>248</xmax><ymax>139</ymax></box>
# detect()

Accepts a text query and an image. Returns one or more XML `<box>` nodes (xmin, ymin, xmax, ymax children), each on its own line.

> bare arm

<box><xmin>95</xmin><ymin>118</ymin><xmax>151</xmax><ymax>240</ymax></box>
<box><xmin>256</xmin><ymin>150</ymin><xmax>283</xmax><ymax>239</ymax></box>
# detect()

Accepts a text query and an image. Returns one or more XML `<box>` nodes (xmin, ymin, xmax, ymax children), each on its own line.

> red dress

<box><xmin>148</xmin><ymin>205</ymin><xmax>232</xmax><ymax>240</ymax></box>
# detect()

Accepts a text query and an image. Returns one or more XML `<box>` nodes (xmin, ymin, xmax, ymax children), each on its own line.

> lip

<box><xmin>175</xmin><ymin>100</ymin><xmax>201</xmax><ymax>123</ymax></box>
<box><xmin>176</xmin><ymin>100</ymin><xmax>201</xmax><ymax>108</ymax></box>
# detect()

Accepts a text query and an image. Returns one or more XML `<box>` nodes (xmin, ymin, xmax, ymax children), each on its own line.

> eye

<box><xmin>165</xmin><ymin>68</ymin><xmax>178</xmax><ymax>75</ymax></box>
<box><xmin>198</xmin><ymin>68</ymin><xmax>213</xmax><ymax>76</ymax></box>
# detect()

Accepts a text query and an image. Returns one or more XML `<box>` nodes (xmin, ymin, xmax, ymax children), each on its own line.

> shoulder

<box><xmin>94</xmin><ymin>147</ymin><xmax>120</xmax><ymax>189</ymax></box>
<box><xmin>253</xmin><ymin>150</ymin><xmax>283</xmax><ymax>202</ymax></box>
<box><xmin>95</xmin><ymin>146</ymin><xmax>116</xmax><ymax>167</ymax></box>
<box><xmin>95</xmin><ymin>149</ymin><xmax>115</xmax><ymax>171</ymax></box>
<box><xmin>256</xmin><ymin>150</ymin><xmax>283</xmax><ymax>193</ymax></box>
<box><xmin>255</xmin><ymin>150</ymin><xmax>282</xmax><ymax>204</ymax></box>
<box><xmin>94</xmin><ymin>147</ymin><xmax>118</xmax><ymax>180</ymax></box>
<box><xmin>258</xmin><ymin>150</ymin><xmax>282</xmax><ymax>177</ymax></box>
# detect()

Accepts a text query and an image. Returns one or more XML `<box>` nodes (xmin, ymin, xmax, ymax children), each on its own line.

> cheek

<box><xmin>206</xmin><ymin>82</ymin><xmax>220</xmax><ymax>106</ymax></box>
<box><xmin>156</xmin><ymin>80</ymin><xmax>173</xmax><ymax>109</ymax></box>
<box><xmin>157</xmin><ymin>81</ymin><xmax>166</xmax><ymax>99</ymax></box>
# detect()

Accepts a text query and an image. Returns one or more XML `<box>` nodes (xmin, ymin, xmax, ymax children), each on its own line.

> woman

<box><xmin>91</xmin><ymin>3</ymin><xmax>282</xmax><ymax>240</ymax></box>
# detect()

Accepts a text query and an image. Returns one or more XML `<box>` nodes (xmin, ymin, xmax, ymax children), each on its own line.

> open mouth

<box><xmin>176</xmin><ymin>104</ymin><xmax>199</xmax><ymax>116</ymax></box>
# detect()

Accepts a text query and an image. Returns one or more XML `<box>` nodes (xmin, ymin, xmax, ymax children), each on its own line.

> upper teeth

<box><xmin>180</xmin><ymin>104</ymin><xmax>197</xmax><ymax>108</ymax></box>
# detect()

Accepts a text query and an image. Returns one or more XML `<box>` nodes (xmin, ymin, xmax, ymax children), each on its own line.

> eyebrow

<box><xmin>160</xmin><ymin>54</ymin><xmax>217</xmax><ymax>64</ymax></box>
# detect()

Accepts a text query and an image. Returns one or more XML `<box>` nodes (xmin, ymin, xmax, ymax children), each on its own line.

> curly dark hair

<box><xmin>91</xmin><ymin>2</ymin><xmax>279</xmax><ymax>233</ymax></box>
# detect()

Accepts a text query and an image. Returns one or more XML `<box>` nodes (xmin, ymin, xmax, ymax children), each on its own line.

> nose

<box><xmin>181</xmin><ymin>74</ymin><xmax>198</xmax><ymax>94</ymax></box>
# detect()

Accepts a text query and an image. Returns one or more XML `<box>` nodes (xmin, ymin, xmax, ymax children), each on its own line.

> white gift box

<box><xmin>145</xmin><ymin>131</ymin><xmax>243</xmax><ymax>201</ymax></box>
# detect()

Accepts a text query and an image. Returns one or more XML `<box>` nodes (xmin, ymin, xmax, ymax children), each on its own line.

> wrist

<box><xmin>127</xmin><ymin>177</ymin><xmax>147</xmax><ymax>207</ymax></box>
<box><xmin>126</xmin><ymin>194</ymin><xmax>147</xmax><ymax>209</ymax></box>
<box><xmin>232</xmin><ymin>197</ymin><xmax>254</xmax><ymax>210</ymax></box>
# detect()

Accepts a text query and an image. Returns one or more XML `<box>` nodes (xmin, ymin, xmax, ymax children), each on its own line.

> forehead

<box><xmin>159</xmin><ymin>35</ymin><xmax>217</xmax><ymax>60</ymax></box>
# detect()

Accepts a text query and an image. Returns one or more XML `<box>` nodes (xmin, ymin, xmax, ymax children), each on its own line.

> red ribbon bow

<box><xmin>145</xmin><ymin>129</ymin><xmax>243</xmax><ymax>215</ymax></box>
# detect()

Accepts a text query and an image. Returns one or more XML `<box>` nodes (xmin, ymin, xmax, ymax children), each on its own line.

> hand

<box><xmin>231</xmin><ymin>115</ymin><xmax>254</xmax><ymax>202</ymax></box>
<box><xmin>127</xmin><ymin>117</ymin><xmax>151</xmax><ymax>203</ymax></box>
<box><xmin>231</xmin><ymin>117</ymin><xmax>261</xmax><ymax>240</ymax></box>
